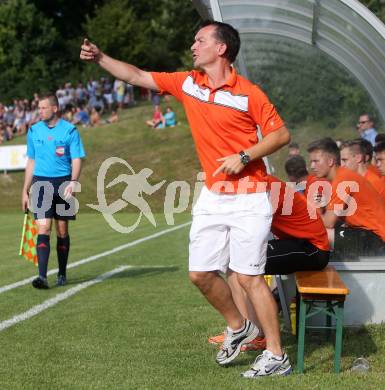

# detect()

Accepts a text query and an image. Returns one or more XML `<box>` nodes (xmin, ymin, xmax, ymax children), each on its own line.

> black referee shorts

<box><xmin>30</xmin><ymin>175</ymin><xmax>77</xmax><ymax>221</ymax></box>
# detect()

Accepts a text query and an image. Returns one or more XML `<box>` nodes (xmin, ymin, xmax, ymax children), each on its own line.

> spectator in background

<box><xmin>64</xmin><ymin>82</ymin><xmax>76</xmax><ymax>110</ymax></box>
<box><xmin>4</xmin><ymin>106</ymin><xmax>15</xmax><ymax>140</ymax></box>
<box><xmin>56</xmin><ymin>85</ymin><xmax>66</xmax><ymax>110</ymax></box>
<box><xmin>28</xmin><ymin>101</ymin><xmax>40</xmax><ymax>127</ymax></box>
<box><xmin>308</xmin><ymin>137</ymin><xmax>385</xmax><ymax>258</ymax></box>
<box><xmin>33</xmin><ymin>93</ymin><xmax>40</xmax><ymax>106</ymax></box>
<box><xmin>113</xmin><ymin>79</ymin><xmax>125</xmax><ymax>109</ymax></box>
<box><xmin>88</xmin><ymin>92</ymin><xmax>104</xmax><ymax>114</ymax></box>
<box><xmin>125</xmin><ymin>83</ymin><xmax>135</xmax><ymax>106</ymax></box>
<box><xmin>164</xmin><ymin>106</ymin><xmax>176</xmax><ymax>127</ymax></box>
<box><xmin>357</xmin><ymin>113</ymin><xmax>378</xmax><ymax>146</ymax></box>
<box><xmin>73</xmin><ymin>106</ymin><xmax>90</xmax><ymax>127</ymax></box>
<box><xmin>146</xmin><ymin>105</ymin><xmax>165</xmax><ymax>129</ymax></box>
<box><xmin>150</xmin><ymin>89</ymin><xmax>161</xmax><ymax>107</ymax></box>
<box><xmin>102</xmin><ymin>77</ymin><xmax>113</xmax><ymax>111</ymax></box>
<box><xmin>75</xmin><ymin>82</ymin><xmax>87</xmax><ymax>106</ymax></box>
<box><xmin>140</xmin><ymin>86</ymin><xmax>150</xmax><ymax>101</ymax></box>
<box><xmin>0</xmin><ymin>103</ymin><xmax>4</xmax><ymax>122</ymax></box>
<box><xmin>106</xmin><ymin>110</ymin><xmax>119</xmax><ymax>124</ymax></box>
<box><xmin>288</xmin><ymin>142</ymin><xmax>300</xmax><ymax>157</ymax></box>
<box><xmin>0</xmin><ymin>123</ymin><xmax>5</xmax><ymax>144</ymax></box>
<box><xmin>374</xmin><ymin>142</ymin><xmax>385</xmax><ymax>176</ymax></box>
<box><xmin>13</xmin><ymin>100</ymin><xmax>26</xmax><ymax>135</ymax></box>
<box><xmin>90</xmin><ymin>107</ymin><xmax>101</xmax><ymax>127</ymax></box>
<box><xmin>340</xmin><ymin>139</ymin><xmax>385</xmax><ymax>200</ymax></box>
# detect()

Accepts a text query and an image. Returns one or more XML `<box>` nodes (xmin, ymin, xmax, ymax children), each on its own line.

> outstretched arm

<box><xmin>80</xmin><ymin>39</ymin><xmax>158</xmax><ymax>90</ymax></box>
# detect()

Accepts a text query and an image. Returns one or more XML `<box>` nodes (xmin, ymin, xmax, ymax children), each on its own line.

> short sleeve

<box><xmin>326</xmin><ymin>178</ymin><xmax>353</xmax><ymax>211</ymax></box>
<box><xmin>248</xmin><ymin>85</ymin><xmax>285</xmax><ymax>137</ymax></box>
<box><xmin>26</xmin><ymin>128</ymin><xmax>35</xmax><ymax>159</ymax></box>
<box><xmin>68</xmin><ymin>127</ymin><xmax>86</xmax><ymax>159</ymax></box>
<box><xmin>150</xmin><ymin>71</ymin><xmax>190</xmax><ymax>102</ymax></box>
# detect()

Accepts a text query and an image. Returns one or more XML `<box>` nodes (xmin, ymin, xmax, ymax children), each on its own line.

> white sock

<box><xmin>227</xmin><ymin>320</ymin><xmax>245</xmax><ymax>333</ymax></box>
<box><xmin>266</xmin><ymin>350</ymin><xmax>284</xmax><ymax>359</ymax></box>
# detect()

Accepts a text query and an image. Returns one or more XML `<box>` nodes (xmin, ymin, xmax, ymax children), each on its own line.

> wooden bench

<box><xmin>295</xmin><ymin>265</ymin><xmax>349</xmax><ymax>373</ymax></box>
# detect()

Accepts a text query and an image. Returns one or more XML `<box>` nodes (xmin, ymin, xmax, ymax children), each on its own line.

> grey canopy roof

<box><xmin>192</xmin><ymin>0</ymin><xmax>385</xmax><ymax>123</ymax></box>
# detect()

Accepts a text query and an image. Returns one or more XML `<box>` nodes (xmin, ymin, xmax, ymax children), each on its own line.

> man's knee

<box><xmin>56</xmin><ymin>220</ymin><xmax>69</xmax><ymax>237</ymax></box>
<box><xmin>36</xmin><ymin>219</ymin><xmax>52</xmax><ymax>235</ymax></box>
<box><xmin>237</xmin><ymin>273</ymin><xmax>265</xmax><ymax>292</ymax></box>
<box><xmin>189</xmin><ymin>271</ymin><xmax>217</xmax><ymax>291</ymax></box>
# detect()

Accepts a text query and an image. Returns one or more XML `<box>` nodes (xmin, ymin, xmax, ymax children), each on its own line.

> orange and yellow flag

<box><xmin>19</xmin><ymin>212</ymin><xmax>38</xmax><ymax>266</ymax></box>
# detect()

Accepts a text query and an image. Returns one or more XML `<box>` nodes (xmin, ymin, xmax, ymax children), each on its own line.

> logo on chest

<box><xmin>55</xmin><ymin>146</ymin><xmax>65</xmax><ymax>157</ymax></box>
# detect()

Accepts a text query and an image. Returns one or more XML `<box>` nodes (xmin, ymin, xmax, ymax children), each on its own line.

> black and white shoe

<box><xmin>32</xmin><ymin>276</ymin><xmax>49</xmax><ymax>289</ymax></box>
<box><xmin>241</xmin><ymin>350</ymin><xmax>292</xmax><ymax>378</ymax></box>
<box><xmin>216</xmin><ymin>320</ymin><xmax>259</xmax><ymax>365</ymax></box>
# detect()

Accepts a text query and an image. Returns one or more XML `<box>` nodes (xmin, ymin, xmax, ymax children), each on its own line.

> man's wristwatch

<box><xmin>239</xmin><ymin>150</ymin><xmax>251</xmax><ymax>166</ymax></box>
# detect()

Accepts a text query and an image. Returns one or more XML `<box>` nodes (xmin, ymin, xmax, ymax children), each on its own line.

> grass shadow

<box><xmin>62</xmin><ymin>265</ymin><xmax>179</xmax><ymax>286</ymax></box>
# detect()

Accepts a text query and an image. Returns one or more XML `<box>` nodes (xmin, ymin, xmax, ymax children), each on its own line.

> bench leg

<box><xmin>296</xmin><ymin>297</ymin><xmax>307</xmax><ymax>373</ymax></box>
<box><xmin>326</xmin><ymin>301</ymin><xmax>332</xmax><ymax>340</ymax></box>
<box><xmin>334</xmin><ymin>301</ymin><xmax>345</xmax><ymax>373</ymax></box>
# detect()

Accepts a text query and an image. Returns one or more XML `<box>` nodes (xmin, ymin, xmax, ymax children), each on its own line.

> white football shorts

<box><xmin>189</xmin><ymin>186</ymin><xmax>272</xmax><ymax>275</ymax></box>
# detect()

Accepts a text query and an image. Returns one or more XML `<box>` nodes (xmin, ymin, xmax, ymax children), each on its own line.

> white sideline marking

<box><xmin>0</xmin><ymin>221</ymin><xmax>191</xmax><ymax>295</ymax></box>
<box><xmin>0</xmin><ymin>265</ymin><xmax>130</xmax><ymax>332</ymax></box>
<box><xmin>0</xmin><ymin>264</ymin><xmax>174</xmax><ymax>332</ymax></box>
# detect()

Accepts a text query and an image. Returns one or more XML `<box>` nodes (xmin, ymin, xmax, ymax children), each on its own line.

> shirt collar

<box><xmin>195</xmin><ymin>66</ymin><xmax>238</xmax><ymax>90</ymax></box>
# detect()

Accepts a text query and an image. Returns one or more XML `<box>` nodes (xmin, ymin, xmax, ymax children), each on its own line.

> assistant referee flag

<box><xmin>19</xmin><ymin>212</ymin><xmax>38</xmax><ymax>266</ymax></box>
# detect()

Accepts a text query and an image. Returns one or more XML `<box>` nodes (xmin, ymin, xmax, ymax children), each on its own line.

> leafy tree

<box><xmin>0</xmin><ymin>0</ymin><xmax>61</xmax><ymax>100</ymax></box>
<box><xmin>83</xmin><ymin>0</ymin><xmax>200</xmax><ymax>78</ymax></box>
<box><xmin>360</xmin><ymin>0</ymin><xmax>385</xmax><ymax>21</ymax></box>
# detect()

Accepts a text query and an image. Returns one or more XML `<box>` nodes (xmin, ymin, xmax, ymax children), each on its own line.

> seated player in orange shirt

<box><xmin>308</xmin><ymin>137</ymin><xmax>385</xmax><ymax>260</ymax></box>
<box><xmin>374</xmin><ymin>141</ymin><xmax>385</xmax><ymax>177</ymax></box>
<box><xmin>209</xmin><ymin>176</ymin><xmax>330</xmax><ymax>349</ymax></box>
<box><xmin>264</xmin><ymin>175</ymin><xmax>330</xmax><ymax>274</ymax></box>
<box><xmin>284</xmin><ymin>155</ymin><xmax>329</xmax><ymax>207</ymax></box>
<box><xmin>340</xmin><ymin>139</ymin><xmax>385</xmax><ymax>201</ymax></box>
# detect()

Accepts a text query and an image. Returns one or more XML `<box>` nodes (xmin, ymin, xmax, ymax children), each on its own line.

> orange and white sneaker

<box><xmin>208</xmin><ymin>332</ymin><xmax>225</xmax><ymax>345</ymax></box>
<box><xmin>241</xmin><ymin>336</ymin><xmax>267</xmax><ymax>352</ymax></box>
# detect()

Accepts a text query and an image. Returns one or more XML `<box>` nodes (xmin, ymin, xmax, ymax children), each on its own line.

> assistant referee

<box><xmin>21</xmin><ymin>94</ymin><xmax>86</xmax><ymax>289</ymax></box>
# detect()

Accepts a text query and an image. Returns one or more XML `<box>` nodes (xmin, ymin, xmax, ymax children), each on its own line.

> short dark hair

<box><xmin>40</xmin><ymin>93</ymin><xmax>59</xmax><ymax>108</ymax></box>
<box><xmin>358</xmin><ymin>138</ymin><xmax>373</xmax><ymax>163</ymax></box>
<box><xmin>307</xmin><ymin>137</ymin><xmax>340</xmax><ymax>165</ymax></box>
<box><xmin>375</xmin><ymin>133</ymin><xmax>385</xmax><ymax>144</ymax></box>
<box><xmin>360</xmin><ymin>113</ymin><xmax>375</xmax><ymax>125</ymax></box>
<box><xmin>341</xmin><ymin>139</ymin><xmax>372</xmax><ymax>163</ymax></box>
<box><xmin>288</xmin><ymin>142</ymin><xmax>299</xmax><ymax>149</ymax></box>
<box><xmin>200</xmin><ymin>20</ymin><xmax>240</xmax><ymax>63</ymax></box>
<box><xmin>285</xmin><ymin>155</ymin><xmax>308</xmax><ymax>180</ymax></box>
<box><xmin>374</xmin><ymin>141</ymin><xmax>385</xmax><ymax>154</ymax></box>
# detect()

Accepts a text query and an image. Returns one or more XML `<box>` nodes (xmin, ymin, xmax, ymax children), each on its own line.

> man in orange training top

<box><xmin>374</xmin><ymin>141</ymin><xmax>385</xmax><ymax>177</ymax></box>
<box><xmin>340</xmin><ymin>139</ymin><xmax>385</xmax><ymax>201</ymax></box>
<box><xmin>308</xmin><ymin>137</ymin><xmax>385</xmax><ymax>260</ymax></box>
<box><xmin>81</xmin><ymin>21</ymin><xmax>292</xmax><ymax>377</ymax></box>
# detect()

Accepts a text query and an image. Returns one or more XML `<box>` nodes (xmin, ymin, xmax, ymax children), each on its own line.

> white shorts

<box><xmin>189</xmin><ymin>186</ymin><xmax>272</xmax><ymax>275</ymax></box>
